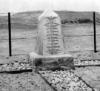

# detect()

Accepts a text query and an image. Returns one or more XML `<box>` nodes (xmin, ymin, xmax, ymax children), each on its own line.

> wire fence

<box><xmin>0</xmin><ymin>12</ymin><xmax>99</xmax><ymax>57</ymax></box>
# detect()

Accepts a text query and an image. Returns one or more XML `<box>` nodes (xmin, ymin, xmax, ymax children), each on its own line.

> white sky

<box><xmin>0</xmin><ymin>0</ymin><xmax>100</xmax><ymax>13</ymax></box>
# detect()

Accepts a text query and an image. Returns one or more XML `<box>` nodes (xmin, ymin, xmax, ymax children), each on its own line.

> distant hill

<box><xmin>0</xmin><ymin>11</ymin><xmax>100</xmax><ymax>29</ymax></box>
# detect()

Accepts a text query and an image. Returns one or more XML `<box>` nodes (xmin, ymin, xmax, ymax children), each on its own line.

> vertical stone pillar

<box><xmin>37</xmin><ymin>9</ymin><xmax>64</xmax><ymax>55</ymax></box>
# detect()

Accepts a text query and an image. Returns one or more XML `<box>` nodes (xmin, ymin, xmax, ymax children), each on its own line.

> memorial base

<box><xmin>29</xmin><ymin>53</ymin><xmax>74</xmax><ymax>71</ymax></box>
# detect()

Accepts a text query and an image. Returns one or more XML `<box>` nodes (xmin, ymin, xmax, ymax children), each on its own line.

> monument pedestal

<box><xmin>29</xmin><ymin>10</ymin><xmax>74</xmax><ymax>71</ymax></box>
<box><xmin>29</xmin><ymin>53</ymin><xmax>74</xmax><ymax>71</ymax></box>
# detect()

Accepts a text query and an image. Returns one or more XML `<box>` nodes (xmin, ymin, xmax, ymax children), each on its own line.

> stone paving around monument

<box><xmin>0</xmin><ymin>70</ymin><xmax>95</xmax><ymax>91</ymax></box>
<box><xmin>0</xmin><ymin>72</ymin><xmax>54</xmax><ymax>91</ymax></box>
<box><xmin>39</xmin><ymin>70</ymin><xmax>94</xmax><ymax>91</ymax></box>
<box><xmin>0</xmin><ymin>55</ymin><xmax>99</xmax><ymax>91</ymax></box>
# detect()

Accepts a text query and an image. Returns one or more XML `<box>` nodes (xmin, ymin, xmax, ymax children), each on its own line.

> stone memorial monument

<box><xmin>29</xmin><ymin>9</ymin><xmax>74</xmax><ymax>70</ymax></box>
<box><xmin>37</xmin><ymin>9</ymin><xmax>64</xmax><ymax>55</ymax></box>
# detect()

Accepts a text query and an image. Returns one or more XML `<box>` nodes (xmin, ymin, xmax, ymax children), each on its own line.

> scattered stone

<box><xmin>39</xmin><ymin>70</ymin><xmax>94</xmax><ymax>91</ymax></box>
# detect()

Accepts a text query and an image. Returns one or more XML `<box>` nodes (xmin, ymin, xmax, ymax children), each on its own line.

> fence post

<box><xmin>93</xmin><ymin>12</ymin><xmax>97</xmax><ymax>53</ymax></box>
<box><xmin>8</xmin><ymin>12</ymin><xmax>12</xmax><ymax>56</ymax></box>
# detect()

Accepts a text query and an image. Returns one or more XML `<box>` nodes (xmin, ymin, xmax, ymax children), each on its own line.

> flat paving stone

<box><xmin>75</xmin><ymin>67</ymin><xmax>100</xmax><ymax>90</ymax></box>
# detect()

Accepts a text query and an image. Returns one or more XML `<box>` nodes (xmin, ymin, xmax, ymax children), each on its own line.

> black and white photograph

<box><xmin>0</xmin><ymin>0</ymin><xmax>100</xmax><ymax>91</ymax></box>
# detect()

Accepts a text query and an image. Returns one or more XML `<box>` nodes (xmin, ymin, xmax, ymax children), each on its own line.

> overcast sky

<box><xmin>0</xmin><ymin>0</ymin><xmax>100</xmax><ymax>13</ymax></box>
